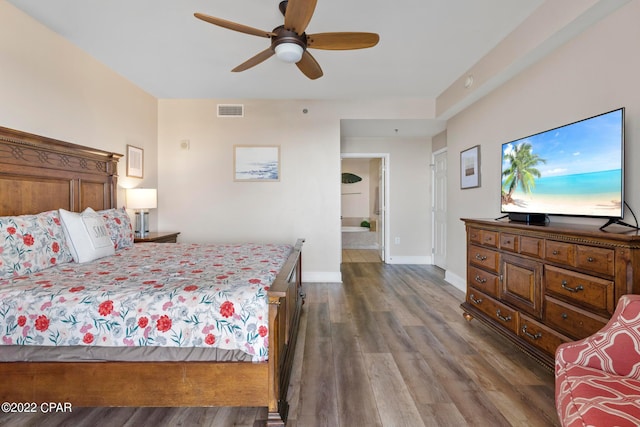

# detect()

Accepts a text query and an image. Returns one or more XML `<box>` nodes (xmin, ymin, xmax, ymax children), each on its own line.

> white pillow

<box><xmin>59</xmin><ymin>208</ymin><xmax>115</xmax><ymax>263</ymax></box>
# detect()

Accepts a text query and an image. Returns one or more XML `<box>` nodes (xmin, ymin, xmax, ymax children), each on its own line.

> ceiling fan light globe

<box><xmin>275</xmin><ymin>43</ymin><xmax>304</xmax><ymax>63</ymax></box>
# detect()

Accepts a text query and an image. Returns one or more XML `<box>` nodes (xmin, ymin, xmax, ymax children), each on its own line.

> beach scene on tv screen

<box><xmin>501</xmin><ymin>110</ymin><xmax>623</xmax><ymax>217</ymax></box>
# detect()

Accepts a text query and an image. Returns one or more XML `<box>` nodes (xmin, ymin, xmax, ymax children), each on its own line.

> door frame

<box><xmin>431</xmin><ymin>147</ymin><xmax>447</xmax><ymax>268</ymax></box>
<box><xmin>340</xmin><ymin>152</ymin><xmax>390</xmax><ymax>263</ymax></box>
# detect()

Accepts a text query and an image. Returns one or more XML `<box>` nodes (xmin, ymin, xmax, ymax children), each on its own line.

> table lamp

<box><xmin>126</xmin><ymin>188</ymin><xmax>157</xmax><ymax>238</ymax></box>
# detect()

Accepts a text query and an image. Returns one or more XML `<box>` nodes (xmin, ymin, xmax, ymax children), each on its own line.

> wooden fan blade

<box><xmin>232</xmin><ymin>48</ymin><xmax>275</xmax><ymax>72</ymax></box>
<box><xmin>307</xmin><ymin>32</ymin><xmax>380</xmax><ymax>50</ymax></box>
<box><xmin>284</xmin><ymin>0</ymin><xmax>317</xmax><ymax>34</ymax></box>
<box><xmin>194</xmin><ymin>13</ymin><xmax>274</xmax><ymax>38</ymax></box>
<box><xmin>296</xmin><ymin>50</ymin><xmax>323</xmax><ymax>80</ymax></box>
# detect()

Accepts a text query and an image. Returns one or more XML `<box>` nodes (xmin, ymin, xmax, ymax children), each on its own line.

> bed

<box><xmin>0</xmin><ymin>126</ymin><xmax>304</xmax><ymax>426</ymax></box>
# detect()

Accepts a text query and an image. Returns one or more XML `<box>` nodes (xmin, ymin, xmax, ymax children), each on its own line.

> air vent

<box><xmin>217</xmin><ymin>104</ymin><xmax>244</xmax><ymax>117</ymax></box>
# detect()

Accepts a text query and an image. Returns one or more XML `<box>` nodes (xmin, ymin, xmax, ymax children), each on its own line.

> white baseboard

<box><xmin>445</xmin><ymin>270</ymin><xmax>466</xmax><ymax>293</ymax></box>
<box><xmin>303</xmin><ymin>271</ymin><xmax>343</xmax><ymax>283</ymax></box>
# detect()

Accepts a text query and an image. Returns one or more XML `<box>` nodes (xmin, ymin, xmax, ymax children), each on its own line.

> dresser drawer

<box><xmin>467</xmin><ymin>289</ymin><xmax>519</xmax><ymax>334</ymax></box>
<box><xmin>469</xmin><ymin>228</ymin><xmax>499</xmax><ymax>247</ymax></box>
<box><xmin>575</xmin><ymin>245</ymin><xmax>614</xmax><ymax>276</ymax></box>
<box><xmin>545</xmin><ymin>265</ymin><xmax>614</xmax><ymax>316</ymax></box>
<box><xmin>482</xmin><ymin>230</ymin><xmax>499</xmax><ymax>247</ymax></box>
<box><xmin>545</xmin><ymin>241</ymin><xmax>575</xmax><ymax>265</ymax></box>
<box><xmin>469</xmin><ymin>245</ymin><xmax>500</xmax><ymax>274</ymax></box>
<box><xmin>520</xmin><ymin>236</ymin><xmax>544</xmax><ymax>259</ymax></box>
<box><xmin>469</xmin><ymin>227</ymin><xmax>482</xmax><ymax>244</ymax></box>
<box><xmin>468</xmin><ymin>265</ymin><xmax>499</xmax><ymax>297</ymax></box>
<box><xmin>500</xmin><ymin>233</ymin><xmax>518</xmax><ymax>252</ymax></box>
<box><xmin>519</xmin><ymin>314</ymin><xmax>571</xmax><ymax>357</ymax></box>
<box><xmin>544</xmin><ymin>297</ymin><xmax>608</xmax><ymax>340</ymax></box>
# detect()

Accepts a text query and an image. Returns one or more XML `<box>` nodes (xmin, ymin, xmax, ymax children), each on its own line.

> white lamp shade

<box><xmin>127</xmin><ymin>188</ymin><xmax>157</xmax><ymax>210</ymax></box>
<box><xmin>275</xmin><ymin>43</ymin><xmax>304</xmax><ymax>63</ymax></box>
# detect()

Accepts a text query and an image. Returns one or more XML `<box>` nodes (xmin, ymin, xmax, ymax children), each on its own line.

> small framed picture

<box><xmin>234</xmin><ymin>145</ymin><xmax>280</xmax><ymax>182</ymax></box>
<box><xmin>460</xmin><ymin>145</ymin><xmax>480</xmax><ymax>189</ymax></box>
<box><xmin>127</xmin><ymin>145</ymin><xmax>144</xmax><ymax>178</ymax></box>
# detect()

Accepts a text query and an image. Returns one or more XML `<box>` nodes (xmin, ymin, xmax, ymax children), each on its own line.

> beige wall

<box><xmin>157</xmin><ymin>99</ymin><xmax>343</xmax><ymax>282</ymax></box>
<box><xmin>444</xmin><ymin>1</ymin><xmax>640</xmax><ymax>291</ymax></box>
<box><xmin>342</xmin><ymin>136</ymin><xmax>432</xmax><ymax>264</ymax></box>
<box><xmin>341</xmin><ymin>159</ymin><xmax>371</xmax><ymax>220</ymax></box>
<box><xmin>369</xmin><ymin>158</ymin><xmax>381</xmax><ymax>223</ymax></box>
<box><xmin>0</xmin><ymin>1</ymin><xmax>158</xmax><ymax>213</ymax></box>
<box><xmin>432</xmin><ymin>130</ymin><xmax>447</xmax><ymax>153</ymax></box>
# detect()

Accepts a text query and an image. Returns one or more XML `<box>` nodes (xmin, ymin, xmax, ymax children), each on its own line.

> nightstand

<box><xmin>134</xmin><ymin>232</ymin><xmax>180</xmax><ymax>243</ymax></box>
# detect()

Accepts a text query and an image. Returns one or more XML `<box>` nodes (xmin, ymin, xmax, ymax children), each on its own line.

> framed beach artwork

<box><xmin>126</xmin><ymin>145</ymin><xmax>144</xmax><ymax>178</ymax></box>
<box><xmin>460</xmin><ymin>145</ymin><xmax>480</xmax><ymax>189</ymax></box>
<box><xmin>234</xmin><ymin>145</ymin><xmax>280</xmax><ymax>182</ymax></box>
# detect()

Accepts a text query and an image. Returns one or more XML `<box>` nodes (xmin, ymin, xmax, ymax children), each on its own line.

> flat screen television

<box><xmin>500</xmin><ymin>108</ymin><xmax>625</xmax><ymax>223</ymax></box>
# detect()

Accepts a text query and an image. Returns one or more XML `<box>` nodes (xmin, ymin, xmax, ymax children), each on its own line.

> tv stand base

<box><xmin>600</xmin><ymin>217</ymin><xmax>639</xmax><ymax>231</ymax></box>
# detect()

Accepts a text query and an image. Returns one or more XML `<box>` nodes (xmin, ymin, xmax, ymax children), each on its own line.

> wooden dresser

<box><xmin>461</xmin><ymin>218</ymin><xmax>640</xmax><ymax>370</ymax></box>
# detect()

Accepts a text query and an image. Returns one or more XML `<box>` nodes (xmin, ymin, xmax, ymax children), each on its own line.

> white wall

<box><xmin>0</xmin><ymin>1</ymin><xmax>158</xmax><ymax>211</ymax></box>
<box><xmin>342</xmin><ymin>137</ymin><xmax>432</xmax><ymax>264</ymax></box>
<box><xmin>444</xmin><ymin>1</ymin><xmax>640</xmax><ymax>291</ymax></box>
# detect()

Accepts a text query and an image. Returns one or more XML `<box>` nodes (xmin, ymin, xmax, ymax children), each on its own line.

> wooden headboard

<box><xmin>0</xmin><ymin>126</ymin><xmax>122</xmax><ymax>216</ymax></box>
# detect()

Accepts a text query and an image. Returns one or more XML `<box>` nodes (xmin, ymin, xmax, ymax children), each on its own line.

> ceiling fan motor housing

<box><xmin>271</xmin><ymin>26</ymin><xmax>307</xmax><ymax>50</ymax></box>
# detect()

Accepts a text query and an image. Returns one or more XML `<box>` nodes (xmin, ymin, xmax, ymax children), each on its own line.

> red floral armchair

<box><xmin>555</xmin><ymin>294</ymin><xmax>640</xmax><ymax>427</ymax></box>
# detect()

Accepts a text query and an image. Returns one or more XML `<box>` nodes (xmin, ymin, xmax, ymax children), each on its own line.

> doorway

<box><xmin>340</xmin><ymin>153</ymin><xmax>389</xmax><ymax>263</ymax></box>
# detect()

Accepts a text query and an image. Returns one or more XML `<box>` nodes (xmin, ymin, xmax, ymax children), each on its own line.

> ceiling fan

<box><xmin>194</xmin><ymin>0</ymin><xmax>380</xmax><ymax>80</ymax></box>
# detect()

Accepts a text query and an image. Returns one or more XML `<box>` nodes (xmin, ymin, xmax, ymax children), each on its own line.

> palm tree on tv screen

<box><xmin>502</xmin><ymin>142</ymin><xmax>546</xmax><ymax>205</ymax></box>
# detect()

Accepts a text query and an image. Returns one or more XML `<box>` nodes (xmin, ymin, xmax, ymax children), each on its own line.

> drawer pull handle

<box><xmin>561</xmin><ymin>280</ymin><xmax>584</xmax><ymax>293</ymax></box>
<box><xmin>553</xmin><ymin>250</ymin><xmax>560</xmax><ymax>255</ymax></box>
<box><xmin>561</xmin><ymin>313</ymin><xmax>568</xmax><ymax>320</ymax></box>
<box><xmin>522</xmin><ymin>325</ymin><xmax>542</xmax><ymax>340</ymax></box>
<box><xmin>496</xmin><ymin>309</ymin><xmax>512</xmax><ymax>322</ymax></box>
<box><xmin>474</xmin><ymin>275</ymin><xmax>487</xmax><ymax>284</ymax></box>
<box><xmin>587</xmin><ymin>256</ymin><xmax>594</xmax><ymax>263</ymax></box>
<box><xmin>470</xmin><ymin>294</ymin><xmax>483</xmax><ymax>304</ymax></box>
<box><xmin>475</xmin><ymin>253</ymin><xmax>487</xmax><ymax>261</ymax></box>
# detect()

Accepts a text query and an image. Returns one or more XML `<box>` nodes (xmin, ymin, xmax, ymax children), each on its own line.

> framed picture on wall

<box><xmin>460</xmin><ymin>145</ymin><xmax>480</xmax><ymax>189</ymax></box>
<box><xmin>234</xmin><ymin>145</ymin><xmax>280</xmax><ymax>182</ymax></box>
<box><xmin>126</xmin><ymin>145</ymin><xmax>144</xmax><ymax>178</ymax></box>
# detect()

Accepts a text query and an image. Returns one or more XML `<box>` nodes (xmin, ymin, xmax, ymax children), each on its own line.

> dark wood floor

<box><xmin>0</xmin><ymin>263</ymin><xmax>558</xmax><ymax>426</ymax></box>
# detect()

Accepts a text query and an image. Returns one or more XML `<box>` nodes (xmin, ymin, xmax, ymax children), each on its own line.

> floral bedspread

<box><xmin>0</xmin><ymin>242</ymin><xmax>293</xmax><ymax>362</ymax></box>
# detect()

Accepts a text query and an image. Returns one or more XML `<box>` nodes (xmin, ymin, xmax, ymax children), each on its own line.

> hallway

<box><xmin>342</xmin><ymin>249</ymin><xmax>381</xmax><ymax>263</ymax></box>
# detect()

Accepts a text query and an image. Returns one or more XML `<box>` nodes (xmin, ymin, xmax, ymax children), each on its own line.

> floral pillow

<box><xmin>0</xmin><ymin>210</ymin><xmax>73</xmax><ymax>279</ymax></box>
<box><xmin>98</xmin><ymin>207</ymin><xmax>134</xmax><ymax>250</ymax></box>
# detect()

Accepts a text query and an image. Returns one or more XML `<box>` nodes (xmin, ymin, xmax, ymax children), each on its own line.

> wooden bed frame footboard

<box><xmin>0</xmin><ymin>126</ymin><xmax>306</xmax><ymax>426</ymax></box>
<box><xmin>0</xmin><ymin>241</ymin><xmax>304</xmax><ymax>425</ymax></box>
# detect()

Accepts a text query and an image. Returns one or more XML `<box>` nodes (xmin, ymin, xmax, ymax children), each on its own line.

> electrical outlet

<box><xmin>394</xmin><ymin>237</ymin><xmax>400</xmax><ymax>245</ymax></box>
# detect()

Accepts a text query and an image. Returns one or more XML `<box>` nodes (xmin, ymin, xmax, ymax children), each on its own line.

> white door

<box><xmin>432</xmin><ymin>149</ymin><xmax>447</xmax><ymax>268</ymax></box>
<box><xmin>378</xmin><ymin>158</ymin><xmax>386</xmax><ymax>262</ymax></box>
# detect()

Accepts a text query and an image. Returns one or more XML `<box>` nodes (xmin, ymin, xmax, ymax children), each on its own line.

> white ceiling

<box><xmin>8</xmin><ymin>0</ymin><xmax>547</xmax><ymax>137</ymax></box>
